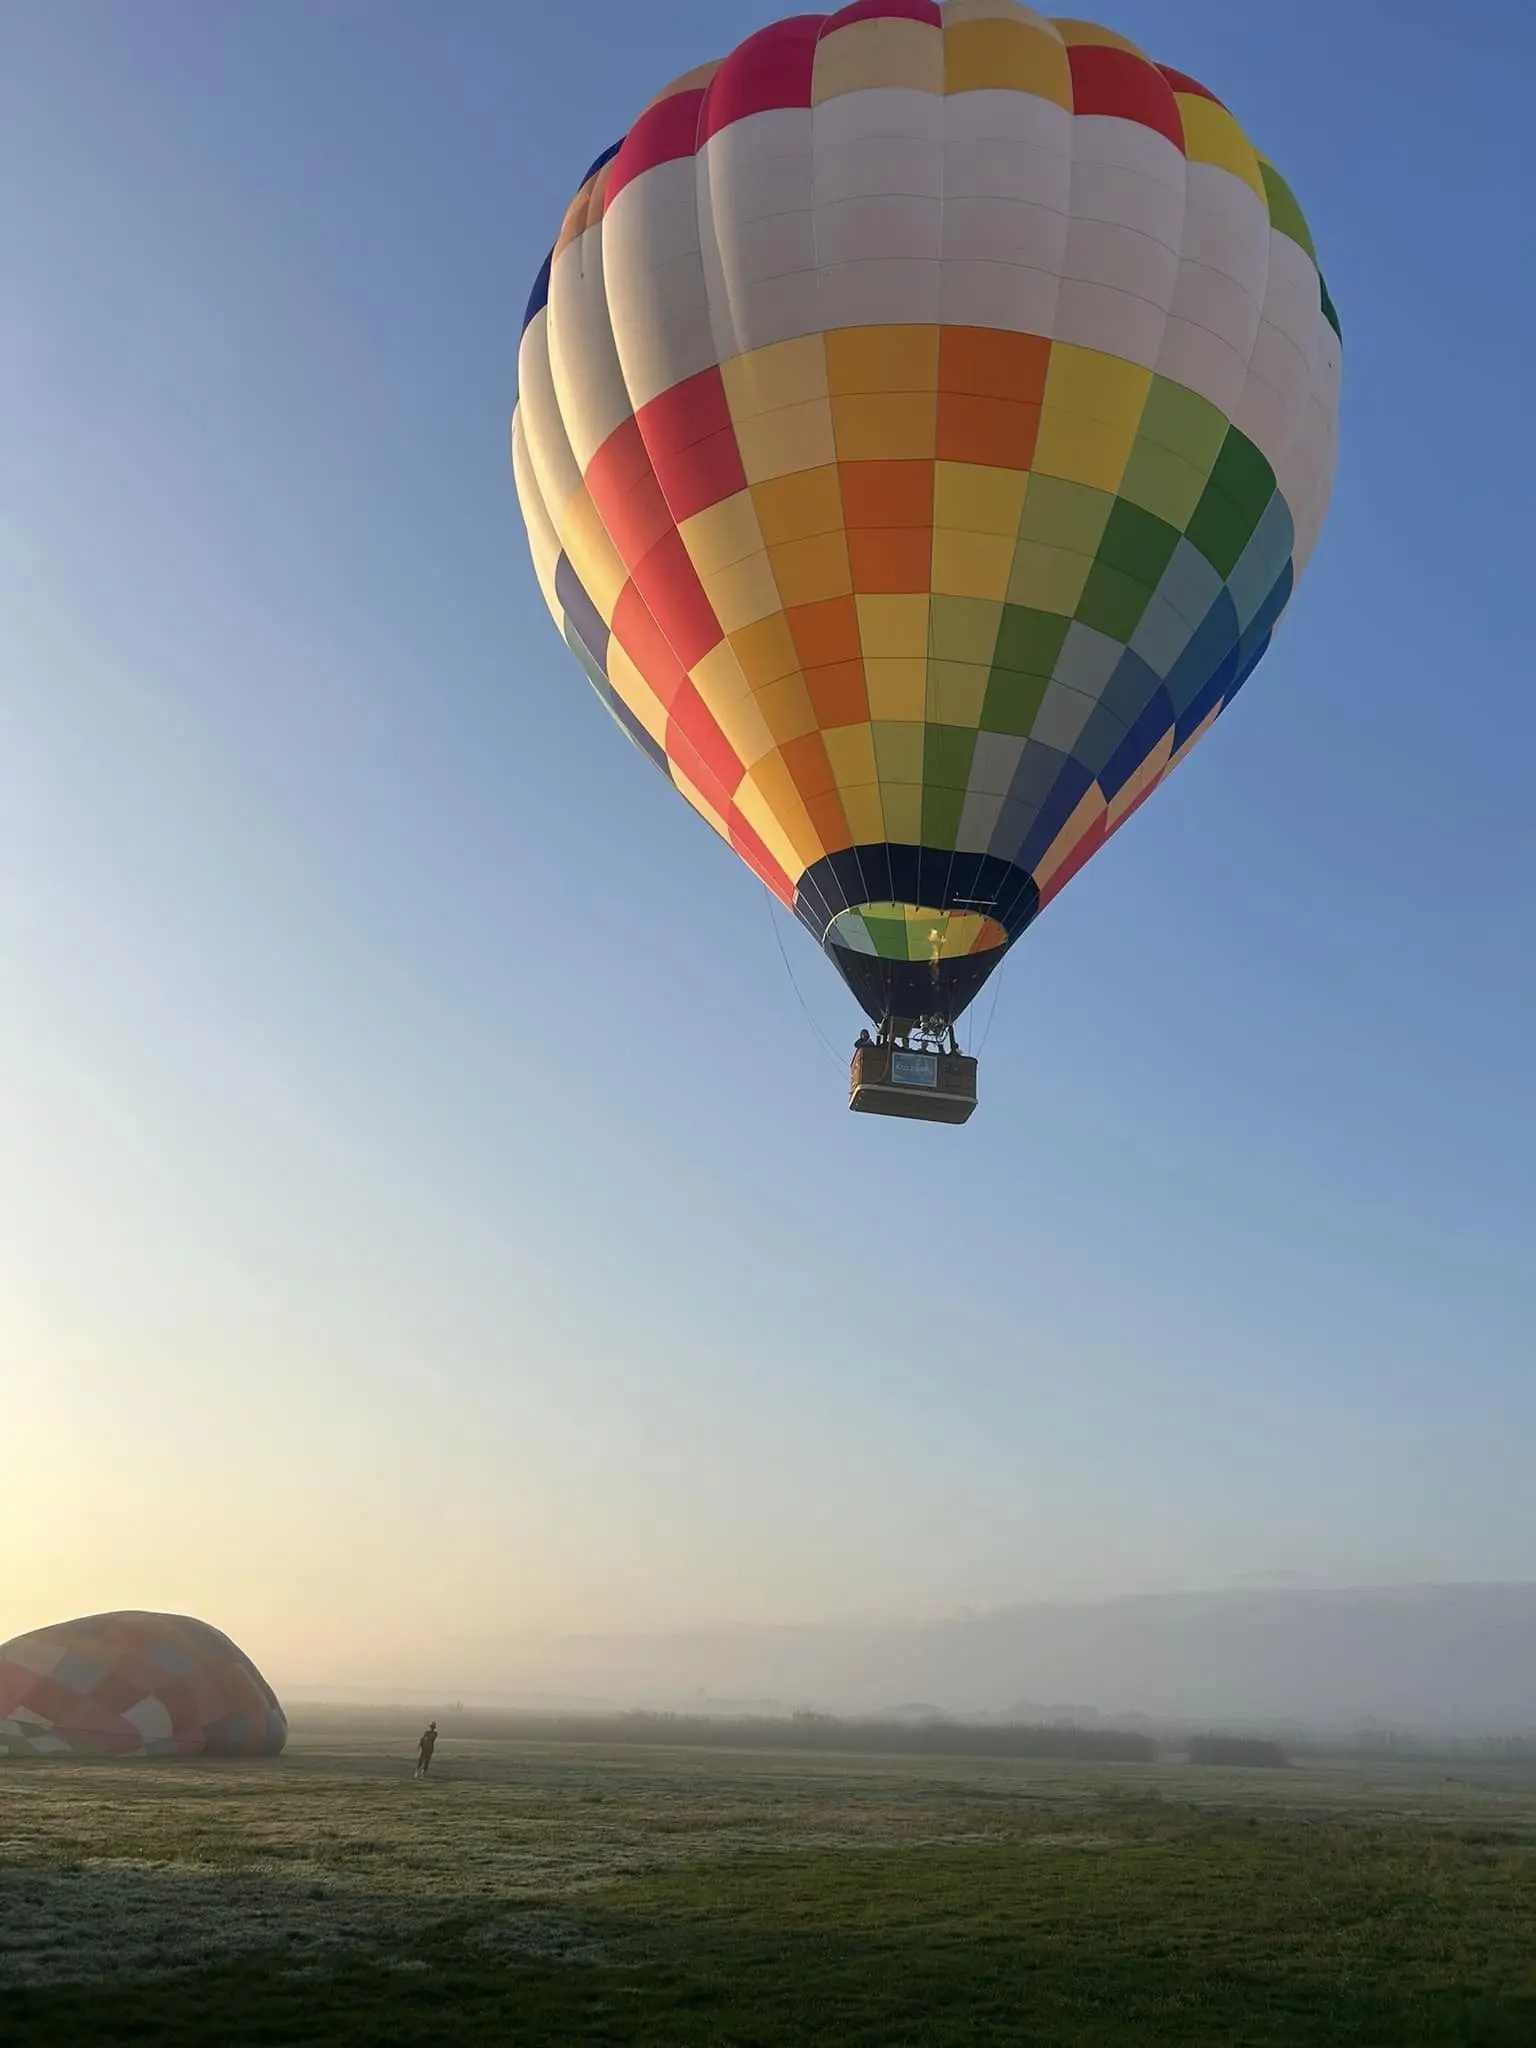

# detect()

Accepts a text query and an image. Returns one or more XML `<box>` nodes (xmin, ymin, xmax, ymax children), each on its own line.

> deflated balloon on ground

<box><xmin>0</xmin><ymin>1610</ymin><xmax>288</xmax><ymax>1759</ymax></box>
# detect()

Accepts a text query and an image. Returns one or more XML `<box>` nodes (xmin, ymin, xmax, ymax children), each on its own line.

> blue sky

<box><xmin>4</xmin><ymin>1</ymin><xmax>1533</xmax><ymax>1687</ymax></box>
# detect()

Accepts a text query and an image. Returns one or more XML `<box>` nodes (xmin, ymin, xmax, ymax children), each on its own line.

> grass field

<box><xmin>5</xmin><ymin>1727</ymin><xmax>1536</xmax><ymax>2043</ymax></box>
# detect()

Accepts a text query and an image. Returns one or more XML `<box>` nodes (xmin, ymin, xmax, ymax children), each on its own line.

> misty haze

<box><xmin>7</xmin><ymin>0</ymin><xmax>1534</xmax><ymax>2042</ymax></box>
<box><xmin>287</xmin><ymin>1584</ymin><xmax>1536</xmax><ymax>1737</ymax></box>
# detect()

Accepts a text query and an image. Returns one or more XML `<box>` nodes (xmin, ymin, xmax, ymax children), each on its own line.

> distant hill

<box><xmin>285</xmin><ymin>1585</ymin><xmax>1536</xmax><ymax>1735</ymax></box>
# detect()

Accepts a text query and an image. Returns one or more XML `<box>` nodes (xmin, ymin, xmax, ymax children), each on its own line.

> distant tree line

<box><xmin>1352</xmin><ymin>1730</ymin><xmax>1536</xmax><ymax>1759</ymax></box>
<box><xmin>499</xmin><ymin>1709</ymin><xmax>1155</xmax><ymax>1762</ymax></box>
<box><xmin>604</xmin><ymin>1712</ymin><xmax>1157</xmax><ymax>1762</ymax></box>
<box><xmin>1188</xmin><ymin>1734</ymin><xmax>1289</xmax><ymax>1768</ymax></box>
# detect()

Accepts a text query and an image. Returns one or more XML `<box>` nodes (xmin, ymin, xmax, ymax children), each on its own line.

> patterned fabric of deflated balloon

<box><xmin>0</xmin><ymin>1611</ymin><xmax>288</xmax><ymax>1758</ymax></box>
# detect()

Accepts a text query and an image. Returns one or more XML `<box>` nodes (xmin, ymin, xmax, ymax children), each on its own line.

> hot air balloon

<box><xmin>0</xmin><ymin>1611</ymin><xmax>288</xmax><ymax>1759</ymax></box>
<box><xmin>512</xmin><ymin>3</ymin><xmax>1340</xmax><ymax>1122</ymax></box>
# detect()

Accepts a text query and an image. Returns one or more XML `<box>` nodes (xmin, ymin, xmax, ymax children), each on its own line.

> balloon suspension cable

<box><xmin>762</xmin><ymin>886</ymin><xmax>845</xmax><ymax>1071</ymax></box>
<box><xmin>974</xmin><ymin>967</ymin><xmax>1005</xmax><ymax>1058</ymax></box>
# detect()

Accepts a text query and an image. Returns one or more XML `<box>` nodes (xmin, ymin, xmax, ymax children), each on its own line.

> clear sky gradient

<box><xmin>4</xmin><ymin>1</ymin><xmax>1532</xmax><ymax>1690</ymax></box>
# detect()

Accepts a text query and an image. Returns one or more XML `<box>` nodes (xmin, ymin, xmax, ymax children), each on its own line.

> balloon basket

<box><xmin>849</xmin><ymin>1043</ymin><xmax>978</xmax><ymax>1126</ymax></box>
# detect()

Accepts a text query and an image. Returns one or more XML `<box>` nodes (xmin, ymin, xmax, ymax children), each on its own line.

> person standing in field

<box><xmin>414</xmin><ymin>1721</ymin><xmax>438</xmax><ymax>1778</ymax></box>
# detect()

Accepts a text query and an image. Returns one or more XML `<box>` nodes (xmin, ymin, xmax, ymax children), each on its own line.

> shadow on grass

<box><xmin>7</xmin><ymin>1854</ymin><xmax>1536</xmax><ymax>2048</ymax></box>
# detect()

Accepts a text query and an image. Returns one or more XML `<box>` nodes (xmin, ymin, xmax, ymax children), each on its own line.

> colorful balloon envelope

<box><xmin>0</xmin><ymin>1611</ymin><xmax>288</xmax><ymax>1759</ymax></box>
<box><xmin>512</xmin><ymin>2</ymin><xmax>1340</xmax><ymax>1035</ymax></box>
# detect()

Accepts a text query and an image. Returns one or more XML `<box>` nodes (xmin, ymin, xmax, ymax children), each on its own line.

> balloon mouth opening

<box><xmin>827</xmin><ymin>903</ymin><xmax>1010</xmax><ymax>964</ymax></box>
